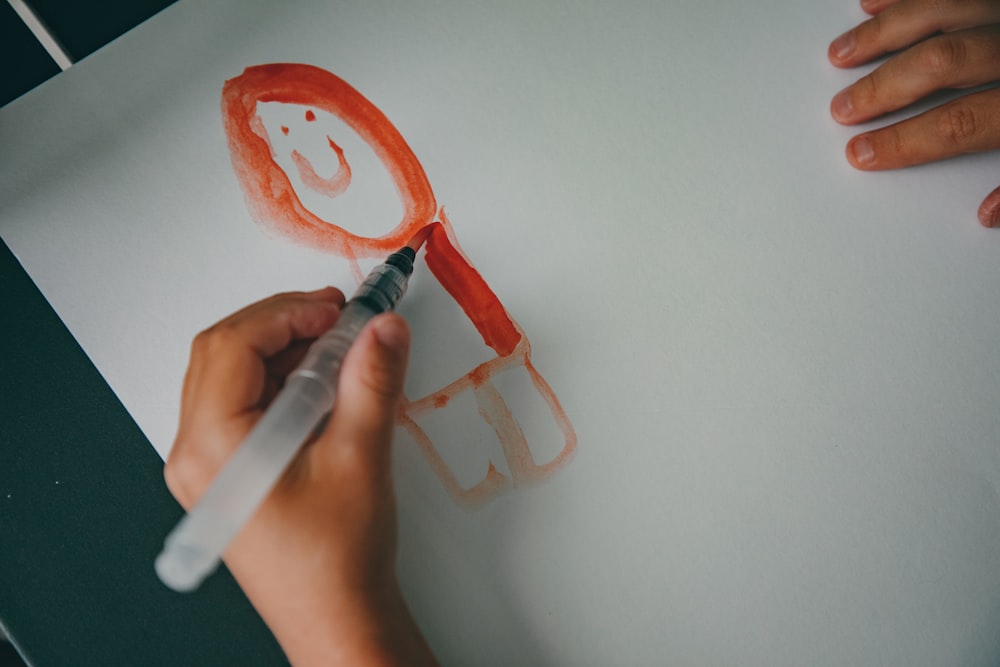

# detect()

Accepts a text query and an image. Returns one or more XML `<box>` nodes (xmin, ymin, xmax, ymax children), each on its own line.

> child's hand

<box><xmin>828</xmin><ymin>0</ymin><xmax>1000</xmax><ymax>226</ymax></box>
<box><xmin>164</xmin><ymin>287</ymin><xmax>436</xmax><ymax>666</ymax></box>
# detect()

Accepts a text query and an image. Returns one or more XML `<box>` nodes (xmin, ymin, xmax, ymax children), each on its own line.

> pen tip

<box><xmin>405</xmin><ymin>225</ymin><xmax>433</xmax><ymax>252</ymax></box>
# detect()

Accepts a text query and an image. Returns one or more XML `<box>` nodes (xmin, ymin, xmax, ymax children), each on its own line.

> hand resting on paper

<box><xmin>163</xmin><ymin>288</ymin><xmax>437</xmax><ymax>667</ymax></box>
<box><xmin>828</xmin><ymin>0</ymin><xmax>1000</xmax><ymax>226</ymax></box>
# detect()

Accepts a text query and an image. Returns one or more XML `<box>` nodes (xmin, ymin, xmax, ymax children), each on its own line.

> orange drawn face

<box><xmin>221</xmin><ymin>63</ymin><xmax>578</xmax><ymax>506</ymax></box>
<box><xmin>222</xmin><ymin>63</ymin><xmax>437</xmax><ymax>256</ymax></box>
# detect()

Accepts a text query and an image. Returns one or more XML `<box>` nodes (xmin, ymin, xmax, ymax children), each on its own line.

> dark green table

<box><xmin>1</xmin><ymin>3</ymin><xmax>287</xmax><ymax>664</ymax></box>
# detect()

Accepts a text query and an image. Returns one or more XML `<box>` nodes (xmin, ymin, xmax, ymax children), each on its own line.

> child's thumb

<box><xmin>322</xmin><ymin>313</ymin><xmax>410</xmax><ymax>469</ymax></box>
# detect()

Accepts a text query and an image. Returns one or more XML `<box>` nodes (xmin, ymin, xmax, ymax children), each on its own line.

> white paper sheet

<box><xmin>3</xmin><ymin>0</ymin><xmax>1000</xmax><ymax>664</ymax></box>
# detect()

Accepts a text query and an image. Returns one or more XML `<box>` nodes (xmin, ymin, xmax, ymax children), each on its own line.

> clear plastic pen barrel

<box><xmin>156</xmin><ymin>248</ymin><xmax>413</xmax><ymax>592</ymax></box>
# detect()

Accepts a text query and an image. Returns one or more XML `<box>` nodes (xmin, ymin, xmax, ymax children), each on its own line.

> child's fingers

<box><xmin>830</xmin><ymin>0</ymin><xmax>1000</xmax><ymax>68</ymax></box>
<box><xmin>167</xmin><ymin>288</ymin><xmax>344</xmax><ymax>506</ymax></box>
<box><xmin>843</xmin><ymin>87</ymin><xmax>1000</xmax><ymax>170</ymax></box>
<box><xmin>832</xmin><ymin>26</ymin><xmax>1000</xmax><ymax>125</ymax></box>
<box><xmin>183</xmin><ymin>290</ymin><xmax>343</xmax><ymax>425</ymax></box>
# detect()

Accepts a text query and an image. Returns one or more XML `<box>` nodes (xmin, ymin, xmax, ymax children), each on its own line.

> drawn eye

<box><xmin>305</xmin><ymin>109</ymin><xmax>316</xmax><ymax>122</ymax></box>
<box><xmin>280</xmin><ymin>125</ymin><xmax>289</xmax><ymax>136</ymax></box>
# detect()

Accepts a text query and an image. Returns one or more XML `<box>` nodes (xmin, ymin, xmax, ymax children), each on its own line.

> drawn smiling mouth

<box><xmin>291</xmin><ymin>135</ymin><xmax>352</xmax><ymax>198</ymax></box>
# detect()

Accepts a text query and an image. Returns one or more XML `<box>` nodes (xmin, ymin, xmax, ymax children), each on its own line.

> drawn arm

<box><xmin>422</xmin><ymin>222</ymin><xmax>523</xmax><ymax>357</ymax></box>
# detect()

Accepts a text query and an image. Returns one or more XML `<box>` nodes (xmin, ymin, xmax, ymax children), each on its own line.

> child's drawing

<box><xmin>221</xmin><ymin>63</ymin><xmax>575</xmax><ymax>505</ymax></box>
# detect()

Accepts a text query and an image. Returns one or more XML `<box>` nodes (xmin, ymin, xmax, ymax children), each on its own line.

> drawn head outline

<box><xmin>222</xmin><ymin>63</ymin><xmax>437</xmax><ymax>257</ymax></box>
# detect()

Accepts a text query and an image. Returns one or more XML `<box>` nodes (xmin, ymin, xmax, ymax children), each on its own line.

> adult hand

<box><xmin>164</xmin><ymin>287</ymin><xmax>437</xmax><ymax>666</ymax></box>
<box><xmin>828</xmin><ymin>0</ymin><xmax>1000</xmax><ymax>226</ymax></box>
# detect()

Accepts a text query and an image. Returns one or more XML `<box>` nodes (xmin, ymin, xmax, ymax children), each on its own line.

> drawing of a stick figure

<box><xmin>222</xmin><ymin>63</ymin><xmax>575</xmax><ymax>505</ymax></box>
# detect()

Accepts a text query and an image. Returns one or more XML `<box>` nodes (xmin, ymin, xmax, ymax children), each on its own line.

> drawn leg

<box><xmin>399</xmin><ymin>353</ymin><xmax>576</xmax><ymax>506</ymax></box>
<box><xmin>479</xmin><ymin>357</ymin><xmax>577</xmax><ymax>484</ymax></box>
<box><xmin>398</xmin><ymin>404</ymin><xmax>510</xmax><ymax>506</ymax></box>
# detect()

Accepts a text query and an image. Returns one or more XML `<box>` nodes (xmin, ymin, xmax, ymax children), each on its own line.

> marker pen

<box><xmin>156</xmin><ymin>234</ymin><xmax>425</xmax><ymax>592</ymax></box>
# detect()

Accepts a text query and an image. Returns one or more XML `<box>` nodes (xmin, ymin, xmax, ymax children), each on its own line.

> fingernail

<box><xmin>371</xmin><ymin>315</ymin><xmax>409</xmax><ymax>352</ymax></box>
<box><xmin>831</xmin><ymin>89</ymin><xmax>853</xmax><ymax>121</ymax></box>
<box><xmin>978</xmin><ymin>186</ymin><xmax>1000</xmax><ymax>227</ymax></box>
<box><xmin>850</xmin><ymin>136</ymin><xmax>875</xmax><ymax>165</ymax></box>
<box><xmin>830</xmin><ymin>31</ymin><xmax>855</xmax><ymax>61</ymax></box>
<box><xmin>984</xmin><ymin>208</ymin><xmax>1000</xmax><ymax>229</ymax></box>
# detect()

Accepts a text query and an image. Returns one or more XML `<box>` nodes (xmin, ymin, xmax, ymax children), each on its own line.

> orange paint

<box><xmin>425</xmin><ymin>221</ymin><xmax>521</xmax><ymax>357</ymax></box>
<box><xmin>221</xmin><ymin>63</ymin><xmax>435</xmax><ymax>256</ymax></box>
<box><xmin>405</xmin><ymin>222</ymin><xmax>435</xmax><ymax>252</ymax></box>
<box><xmin>221</xmin><ymin>63</ymin><xmax>576</xmax><ymax>506</ymax></box>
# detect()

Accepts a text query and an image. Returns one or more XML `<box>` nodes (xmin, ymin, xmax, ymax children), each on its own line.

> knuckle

<box><xmin>360</xmin><ymin>361</ymin><xmax>403</xmax><ymax>404</ymax></box>
<box><xmin>857</xmin><ymin>70</ymin><xmax>881</xmax><ymax>107</ymax></box>
<box><xmin>190</xmin><ymin>327</ymin><xmax>216</xmax><ymax>354</ymax></box>
<box><xmin>163</xmin><ymin>449</ymin><xmax>204</xmax><ymax>509</ymax></box>
<box><xmin>863</xmin><ymin>13</ymin><xmax>884</xmax><ymax>44</ymax></box>
<box><xmin>920</xmin><ymin>36</ymin><xmax>967</xmax><ymax>77</ymax></box>
<box><xmin>163</xmin><ymin>459</ymin><xmax>183</xmax><ymax>497</ymax></box>
<box><xmin>191</xmin><ymin>323</ymin><xmax>237</xmax><ymax>355</ymax></box>
<box><xmin>890</xmin><ymin>127</ymin><xmax>906</xmax><ymax>155</ymax></box>
<box><xmin>874</xmin><ymin>125</ymin><xmax>907</xmax><ymax>162</ymax></box>
<box><xmin>936</xmin><ymin>106</ymin><xmax>980</xmax><ymax>146</ymax></box>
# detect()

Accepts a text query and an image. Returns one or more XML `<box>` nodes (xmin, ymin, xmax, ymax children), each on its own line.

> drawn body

<box><xmin>222</xmin><ymin>63</ymin><xmax>575</xmax><ymax>505</ymax></box>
